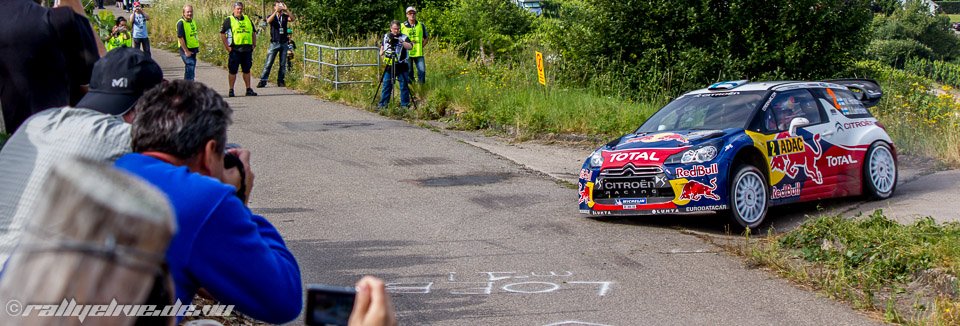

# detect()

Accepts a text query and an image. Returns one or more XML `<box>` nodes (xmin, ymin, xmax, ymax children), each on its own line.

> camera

<box><xmin>305</xmin><ymin>284</ymin><xmax>356</xmax><ymax>326</ymax></box>
<box><xmin>223</xmin><ymin>143</ymin><xmax>242</xmax><ymax>169</ymax></box>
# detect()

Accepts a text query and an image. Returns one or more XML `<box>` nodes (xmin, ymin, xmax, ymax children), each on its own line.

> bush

<box><xmin>938</xmin><ymin>1</ymin><xmax>960</xmax><ymax>14</ymax></box>
<box><xmin>427</xmin><ymin>0</ymin><xmax>535</xmax><ymax>60</ymax></box>
<box><xmin>866</xmin><ymin>39</ymin><xmax>934</xmax><ymax>67</ymax></box>
<box><xmin>871</xmin><ymin>0</ymin><xmax>960</xmax><ymax>61</ymax></box>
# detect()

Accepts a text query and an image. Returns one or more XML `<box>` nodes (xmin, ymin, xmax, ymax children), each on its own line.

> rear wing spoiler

<box><xmin>823</xmin><ymin>79</ymin><xmax>883</xmax><ymax>108</ymax></box>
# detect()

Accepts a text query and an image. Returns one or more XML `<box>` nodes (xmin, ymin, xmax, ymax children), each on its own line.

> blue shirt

<box><xmin>115</xmin><ymin>153</ymin><xmax>302</xmax><ymax>324</ymax></box>
<box><xmin>132</xmin><ymin>13</ymin><xmax>148</xmax><ymax>38</ymax></box>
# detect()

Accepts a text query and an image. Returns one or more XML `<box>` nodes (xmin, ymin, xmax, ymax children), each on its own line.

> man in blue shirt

<box><xmin>130</xmin><ymin>2</ymin><xmax>151</xmax><ymax>58</ymax></box>
<box><xmin>114</xmin><ymin>80</ymin><xmax>301</xmax><ymax>324</ymax></box>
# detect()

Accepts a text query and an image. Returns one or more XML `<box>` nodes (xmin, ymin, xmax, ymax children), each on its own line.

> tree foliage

<box><xmin>868</xmin><ymin>0</ymin><xmax>959</xmax><ymax>65</ymax></box>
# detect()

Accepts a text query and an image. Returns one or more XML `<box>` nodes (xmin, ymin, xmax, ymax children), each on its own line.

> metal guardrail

<box><xmin>302</xmin><ymin>43</ymin><xmax>381</xmax><ymax>89</ymax></box>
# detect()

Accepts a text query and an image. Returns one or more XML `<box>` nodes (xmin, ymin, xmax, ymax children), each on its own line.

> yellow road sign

<box><xmin>536</xmin><ymin>51</ymin><xmax>546</xmax><ymax>85</ymax></box>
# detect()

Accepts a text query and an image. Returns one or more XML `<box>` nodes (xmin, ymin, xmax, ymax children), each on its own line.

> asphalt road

<box><xmin>137</xmin><ymin>29</ymin><xmax>880</xmax><ymax>325</ymax></box>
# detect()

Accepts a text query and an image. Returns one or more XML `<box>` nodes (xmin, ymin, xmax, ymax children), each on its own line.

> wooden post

<box><xmin>0</xmin><ymin>158</ymin><xmax>175</xmax><ymax>326</ymax></box>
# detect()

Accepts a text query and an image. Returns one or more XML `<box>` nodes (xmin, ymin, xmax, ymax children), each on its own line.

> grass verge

<box><xmin>141</xmin><ymin>1</ymin><xmax>959</xmax><ymax>166</ymax></box>
<box><xmin>0</xmin><ymin>132</ymin><xmax>8</xmax><ymax>150</ymax></box>
<box><xmin>724</xmin><ymin>210</ymin><xmax>960</xmax><ymax>324</ymax></box>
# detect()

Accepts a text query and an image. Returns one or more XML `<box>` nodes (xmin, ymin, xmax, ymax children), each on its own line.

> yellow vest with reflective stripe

<box><xmin>400</xmin><ymin>21</ymin><xmax>424</xmax><ymax>57</ymax></box>
<box><xmin>105</xmin><ymin>32</ymin><xmax>132</xmax><ymax>51</ymax></box>
<box><xmin>178</xmin><ymin>18</ymin><xmax>200</xmax><ymax>49</ymax></box>
<box><xmin>228</xmin><ymin>15</ymin><xmax>253</xmax><ymax>46</ymax></box>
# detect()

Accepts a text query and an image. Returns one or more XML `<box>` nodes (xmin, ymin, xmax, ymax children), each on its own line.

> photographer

<box><xmin>377</xmin><ymin>20</ymin><xmax>413</xmax><ymax>109</ymax></box>
<box><xmin>257</xmin><ymin>1</ymin><xmax>295</xmax><ymax>88</ymax></box>
<box><xmin>114</xmin><ymin>80</ymin><xmax>301</xmax><ymax>324</ymax></box>
<box><xmin>129</xmin><ymin>1</ymin><xmax>151</xmax><ymax>58</ymax></box>
<box><xmin>106</xmin><ymin>16</ymin><xmax>133</xmax><ymax>51</ymax></box>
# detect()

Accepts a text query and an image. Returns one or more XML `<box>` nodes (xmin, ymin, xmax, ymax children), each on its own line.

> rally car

<box><xmin>578</xmin><ymin>79</ymin><xmax>897</xmax><ymax>229</ymax></box>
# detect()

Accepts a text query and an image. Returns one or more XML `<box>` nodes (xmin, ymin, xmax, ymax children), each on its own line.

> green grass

<box><xmin>0</xmin><ymin>132</ymin><xmax>8</xmax><ymax>150</ymax></box>
<box><xmin>948</xmin><ymin>14</ymin><xmax>960</xmax><ymax>24</ymax></box>
<box><xmin>738</xmin><ymin>211</ymin><xmax>960</xmax><ymax>324</ymax></box>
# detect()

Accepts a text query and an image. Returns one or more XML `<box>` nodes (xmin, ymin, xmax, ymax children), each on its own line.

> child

<box><xmin>286</xmin><ymin>38</ymin><xmax>296</xmax><ymax>70</ymax></box>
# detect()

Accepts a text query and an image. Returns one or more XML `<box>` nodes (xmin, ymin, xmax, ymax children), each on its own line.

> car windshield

<box><xmin>636</xmin><ymin>91</ymin><xmax>766</xmax><ymax>132</ymax></box>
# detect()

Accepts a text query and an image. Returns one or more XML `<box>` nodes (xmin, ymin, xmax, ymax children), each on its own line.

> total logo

<box><xmin>675</xmin><ymin>163</ymin><xmax>719</xmax><ymax>178</ymax></box>
<box><xmin>826</xmin><ymin>155</ymin><xmax>859</xmax><ymax>167</ymax></box>
<box><xmin>608</xmin><ymin>150</ymin><xmax>661</xmax><ymax>163</ymax></box>
<box><xmin>771</xmin><ymin>182</ymin><xmax>801</xmax><ymax>199</ymax></box>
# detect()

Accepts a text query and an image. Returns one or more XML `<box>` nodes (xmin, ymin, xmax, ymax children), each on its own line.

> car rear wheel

<box><xmin>863</xmin><ymin>142</ymin><xmax>897</xmax><ymax>199</ymax></box>
<box><xmin>728</xmin><ymin>165</ymin><xmax>769</xmax><ymax>230</ymax></box>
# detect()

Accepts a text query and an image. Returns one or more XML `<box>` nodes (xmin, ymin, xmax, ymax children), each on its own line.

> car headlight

<box><xmin>667</xmin><ymin>142</ymin><xmax>720</xmax><ymax>164</ymax></box>
<box><xmin>588</xmin><ymin>151</ymin><xmax>604</xmax><ymax>168</ymax></box>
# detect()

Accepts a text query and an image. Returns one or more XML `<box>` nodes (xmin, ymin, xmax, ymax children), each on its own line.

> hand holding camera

<box><xmin>222</xmin><ymin>144</ymin><xmax>255</xmax><ymax>204</ymax></box>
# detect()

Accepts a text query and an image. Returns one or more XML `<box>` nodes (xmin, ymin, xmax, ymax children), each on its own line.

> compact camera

<box><xmin>305</xmin><ymin>284</ymin><xmax>356</xmax><ymax>326</ymax></box>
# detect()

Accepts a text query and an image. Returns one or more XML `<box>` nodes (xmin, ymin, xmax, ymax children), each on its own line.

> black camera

<box><xmin>224</xmin><ymin>143</ymin><xmax>242</xmax><ymax>169</ymax></box>
<box><xmin>305</xmin><ymin>284</ymin><xmax>356</xmax><ymax>326</ymax></box>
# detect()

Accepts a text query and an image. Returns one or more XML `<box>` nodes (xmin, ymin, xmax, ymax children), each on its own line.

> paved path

<box><xmin>131</xmin><ymin>19</ymin><xmax>881</xmax><ymax>325</ymax></box>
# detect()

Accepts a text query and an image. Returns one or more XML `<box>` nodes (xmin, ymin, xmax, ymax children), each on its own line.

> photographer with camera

<box><xmin>377</xmin><ymin>20</ymin><xmax>413</xmax><ymax>110</ymax></box>
<box><xmin>113</xmin><ymin>80</ymin><xmax>302</xmax><ymax>324</ymax></box>
<box><xmin>129</xmin><ymin>1</ymin><xmax>151</xmax><ymax>58</ymax></box>
<box><xmin>106</xmin><ymin>16</ymin><xmax>133</xmax><ymax>51</ymax></box>
<box><xmin>257</xmin><ymin>1</ymin><xmax>295</xmax><ymax>88</ymax></box>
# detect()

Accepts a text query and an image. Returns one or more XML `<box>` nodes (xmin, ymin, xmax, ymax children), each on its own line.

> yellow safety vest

<box><xmin>105</xmin><ymin>32</ymin><xmax>132</xmax><ymax>51</ymax></box>
<box><xmin>228</xmin><ymin>14</ymin><xmax>253</xmax><ymax>46</ymax></box>
<box><xmin>400</xmin><ymin>21</ymin><xmax>424</xmax><ymax>57</ymax></box>
<box><xmin>178</xmin><ymin>18</ymin><xmax>200</xmax><ymax>49</ymax></box>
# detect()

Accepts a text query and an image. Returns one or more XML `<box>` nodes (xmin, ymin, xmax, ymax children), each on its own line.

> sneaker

<box><xmin>245</xmin><ymin>88</ymin><xmax>258</xmax><ymax>96</ymax></box>
<box><xmin>277</xmin><ymin>81</ymin><xmax>286</xmax><ymax>87</ymax></box>
<box><xmin>256</xmin><ymin>81</ymin><xmax>266</xmax><ymax>88</ymax></box>
<box><xmin>228</xmin><ymin>89</ymin><xmax>235</xmax><ymax>97</ymax></box>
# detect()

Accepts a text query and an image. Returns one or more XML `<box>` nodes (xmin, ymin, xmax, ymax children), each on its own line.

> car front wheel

<box><xmin>728</xmin><ymin>165</ymin><xmax>769</xmax><ymax>230</ymax></box>
<box><xmin>863</xmin><ymin>142</ymin><xmax>897</xmax><ymax>199</ymax></box>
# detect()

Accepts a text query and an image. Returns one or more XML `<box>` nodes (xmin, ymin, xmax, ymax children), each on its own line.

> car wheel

<box><xmin>863</xmin><ymin>142</ymin><xmax>897</xmax><ymax>199</ymax></box>
<box><xmin>728</xmin><ymin>164</ymin><xmax>769</xmax><ymax>230</ymax></box>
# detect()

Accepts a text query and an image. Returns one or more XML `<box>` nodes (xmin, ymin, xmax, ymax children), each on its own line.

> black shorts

<box><xmin>228</xmin><ymin>50</ymin><xmax>253</xmax><ymax>74</ymax></box>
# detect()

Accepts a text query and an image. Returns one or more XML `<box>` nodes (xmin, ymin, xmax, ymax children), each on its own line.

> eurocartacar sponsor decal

<box><xmin>601</xmin><ymin>148</ymin><xmax>686</xmax><ymax>168</ymax></box>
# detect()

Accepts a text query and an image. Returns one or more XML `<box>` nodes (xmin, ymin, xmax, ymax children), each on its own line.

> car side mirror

<box><xmin>789</xmin><ymin>117</ymin><xmax>810</xmax><ymax>137</ymax></box>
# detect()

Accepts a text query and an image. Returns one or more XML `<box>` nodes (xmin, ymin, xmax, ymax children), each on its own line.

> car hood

<box><xmin>611</xmin><ymin>130</ymin><xmax>730</xmax><ymax>150</ymax></box>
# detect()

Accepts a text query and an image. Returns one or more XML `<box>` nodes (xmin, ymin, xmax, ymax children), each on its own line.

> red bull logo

<box><xmin>768</xmin><ymin>134</ymin><xmax>823</xmax><ymax>184</ymax></box>
<box><xmin>675</xmin><ymin>163</ymin><xmax>719</xmax><ymax>178</ymax></box>
<box><xmin>626</xmin><ymin>132</ymin><xmax>688</xmax><ymax>144</ymax></box>
<box><xmin>771</xmin><ymin>182</ymin><xmax>802</xmax><ymax>199</ymax></box>
<box><xmin>678</xmin><ymin>178</ymin><xmax>720</xmax><ymax>201</ymax></box>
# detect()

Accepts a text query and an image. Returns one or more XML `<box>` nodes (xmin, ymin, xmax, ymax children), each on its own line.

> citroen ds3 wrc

<box><xmin>578</xmin><ymin>79</ymin><xmax>897</xmax><ymax>229</ymax></box>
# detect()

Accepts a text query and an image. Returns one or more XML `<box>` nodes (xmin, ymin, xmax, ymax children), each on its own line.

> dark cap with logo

<box><xmin>77</xmin><ymin>47</ymin><xmax>163</xmax><ymax>116</ymax></box>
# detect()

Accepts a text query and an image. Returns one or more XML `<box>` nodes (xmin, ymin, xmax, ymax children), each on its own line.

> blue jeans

<box><xmin>180</xmin><ymin>48</ymin><xmax>197</xmax><ymax>81</ymax></box>
<box><xmin>407</xmin><ymin>56</ymin><xmax>425</xmax><ymax>84</ymax></box>
<box><xmin>259</xmin><ymin>42</ymin><xmax>287</xmax><ymax>83</ymax></box>
<box><xmin>379</xmin><ymin>65</ymin><xmax>410</xmax><ymax>108</ymax></box>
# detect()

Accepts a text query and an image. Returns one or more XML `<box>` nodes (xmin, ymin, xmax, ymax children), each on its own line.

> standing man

<box><xmin>401</xmin><ymin>6</ymin><xmax>428</xmax><ymax>84</ymax></box>
<box><xmin>177</xmin><ymin>5</ymin><xmax>200</xmax><ymax>80</ymax></box>
<box><xmin>378</xmin><ymin>20</ymin><xmax>412</xmax><ymax>109</ymax></box>
<box><xmin>220</xmin><ymin>2</ymin><xmax>257</xmax><ymax>97</ymax></box>
<box><xmin>130</xmin><ymin>1</ymin><xmax>151</xmax><ymax>58</ymax></box>
<box><xmin>257</xmin><ymin>1</ymin><xmax>295</xmax><ymax>88</ymax></box>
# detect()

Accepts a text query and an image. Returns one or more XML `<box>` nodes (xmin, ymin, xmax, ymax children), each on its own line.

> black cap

<box><xmin>77</xmin><ymin>48</ymin><xmax>163</xmax><ymax>116</ymax></box>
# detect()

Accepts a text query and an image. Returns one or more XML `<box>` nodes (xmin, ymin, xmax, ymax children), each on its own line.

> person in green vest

<box><xmin>106</xmin><ymin>16</ymin><xmax>133</xmax><ymax>52</ymax></box>
<box><xmin>401</xmin><ymin>6</ymin><xmax>428</xmax><ymax>84</ymax></box>
<box><xmin>177</xmin><ymin>5</ymin><xmax>200</xmax><ymax>80</ymax></box>
<box><xmin>219</xmin><ymin>2</ymin><xmax>257</xmax><ymax>97</ymax></box>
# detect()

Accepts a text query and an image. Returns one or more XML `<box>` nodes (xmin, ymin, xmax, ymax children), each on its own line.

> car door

<box><xmin>757</xmin><ymin>89</ymin><xmax>833</xmax><ymax>201</ymax></box>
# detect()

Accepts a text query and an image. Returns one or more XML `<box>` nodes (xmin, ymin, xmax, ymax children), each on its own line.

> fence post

<box><xmin>334</xmin><ymin>49</ymin><xmax>341</xmax><ymax>90</ymax></box>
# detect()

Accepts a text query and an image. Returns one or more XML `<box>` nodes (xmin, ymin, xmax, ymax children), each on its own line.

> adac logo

<box><xmin>769</xmin><ymin>133</ymin><xmax>823</xmax><ymax>184</ymax></box>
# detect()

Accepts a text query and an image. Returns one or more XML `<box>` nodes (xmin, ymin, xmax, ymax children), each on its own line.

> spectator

<box><xmin>177</xmin><ymin>4</ymin><xmax>200</xmax><ymax>80</ymax></box>
<box><xmin>0</xmin><ymin>48</ymin><xmax>163</xmax><ymax>270</ymax></box>
<box><xmin>130</xmin><ymin>1</ymin><xmax>151</xmax><ymax>58</ymax></box>
<box><xmin>377</xmin><ymin>20</ymin><xmax>412</xmax><ymax>109</ymax></box>
<box><xmin>257</xmin><ymin>1</ymin><xmax>295</xmax><ymax>88</ymax></box>
<box><xmin>106</xmin><ymin>16</ymin><xmax>134</xmax><ymax>51</ymax></box>
<box><xmin>114</xmin><ymin>80</ymin><xmax>301</xmax><ymax>323</ymax></box>
<box><xmin>220</xmin><ymin>2</ymin><xmax>258</xmax><ymax>97</ymax></box>
<box><xmin>0</xmin><ymin>0</ymin><xmax>100</xmax><ymax>133</ymax></box>
<box><xmin>401</xmin><ymin>6</ymin><xmax>428</xmax><ymax>84</ymax></box>
<box><xmin>96</xmin><ymin>0</ymin><xmax>104</xmax><ymax>9</ymax></box>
